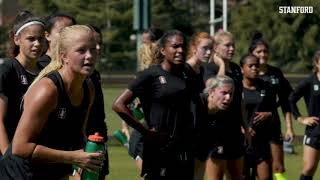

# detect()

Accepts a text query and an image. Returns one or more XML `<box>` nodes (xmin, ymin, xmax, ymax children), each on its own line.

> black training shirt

<box><xmin>289</xmin><ymin>74</ymin><xmax>320</xmax><ymax>137</ymax></box>
<box><xmin>0</xmin><ymin>59</ymin><xmax>38</xmax><ymax>141</ymax></box>
<box><xmin>184</xmin><ymin>63</ymin><xmax>206</xmax><ymax>129</ymax></box>
<box><xmin>128</xmin><ymin>64</ymin><xmax>194</xmax><ymax>142</ymax></box>
<box><xmin>32</xmin><ymin>71</ymin><xmax>89</xmax><ymax>179</ymax></box>
<box><xmin>258</xmin><ymin>65</ymin><xmax>292</xmax><ymax>113</ymax></box>
<box><xmin>202</xmin><ymin>62</ymin><xmax>244</xmax><ymax>139</ymax></box>
<box><xmin>37</xmin><ymin>54</ymin><xmax>51</xmax><ymax>70</ymax></box>
<box><xmin>242</xmin><ymin>79</ymin><xmax>275</xmax><ymax>129</ymax></box>
<box><xmin>184</xmin><ymin>63</ymin><xmax>205</xmax><ymax>95</ymax></box>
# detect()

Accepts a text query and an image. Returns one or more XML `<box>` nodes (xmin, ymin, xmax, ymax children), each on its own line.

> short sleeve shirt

<box><xmin>0</xmin><ymin>59</ymin><xmax>37</xmax><ymax>140</ymax></box>
<box><xmin>128</xmin><ymin>64</ymin><xmax>194</xmax><ymax>141</ymax></box>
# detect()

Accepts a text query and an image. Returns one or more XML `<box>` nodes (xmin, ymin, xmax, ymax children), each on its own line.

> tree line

<box><xmin>0</xmin><ymin>0</ymin><xmax>318</xmax><ymax>73</ymax></box>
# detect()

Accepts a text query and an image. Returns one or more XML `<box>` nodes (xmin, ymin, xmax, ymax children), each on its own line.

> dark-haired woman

<box><xmin>113</xmin><ymin>30</ymin><xmax>195</xmax><ymax>179</ymax></box>
<box><xmin>249</xmin><ymin>32</ymin><xmax>293</xmax><ymax>178</ymax></box>
<box><xmin>142</xmin><ymin>27</ymin><xmax>164</xmax><ymax>44</ymax></box>
<box><xmin>0</xmin><ymin>11</ymin><xmax>45</xmax><ymax>155</ymax></box>
<box><xmin>241</xmin><ymin>54</ymin><xmax>274</xmax><ymax>180</ymax></box>
<box><xmin>124</xmin><ymin>27</ymin><xmax>164</xmax><ymax>175</ymax></box>
<box><xmin>38</xmin><ymin>12</ymin><xmax>76</xmax><ymax>69</ymax></box>
<box><xmin>37</xmin><ymin>12</ymin><xmax>76</xmax><ymax>69</ymax></box>
<box><xmin>289</xmin><ymin>49</ymin><xmax>320</xmax><ymax>180</ymax></box>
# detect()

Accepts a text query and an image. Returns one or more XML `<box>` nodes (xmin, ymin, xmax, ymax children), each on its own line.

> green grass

<box><xmin>102</xmin><ymin>86</ymin><xmax>124</xmax><ymax>135</ymax></box>
<box><xmin>284</xmin><ymin>144</ymin><xmax>320</xmax><ymax>179</ymax></box>
<box><xmin>108</xmin><ymin>146</ymin><xmax>141</xmax><ymax>180</ymax></box>
<box><xmin>107</xmin><ymin>145</ymin><xmax>320</xmax><ymax>179</ymax></box>
<box><xmin>103</xmin><ymin>86</ymin><xmax>320</xmax><ymax>179</ymax></box>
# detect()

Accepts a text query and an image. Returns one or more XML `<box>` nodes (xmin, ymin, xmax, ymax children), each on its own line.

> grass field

<box><xmin>107</xmin><ymin>145</ymin><xmax>320</xmax><ymax>180</ymax></box>
<box><xmin>103</xmin><ymin>86</ymin><xmax>320</xmax><ymax>179</ymax></box>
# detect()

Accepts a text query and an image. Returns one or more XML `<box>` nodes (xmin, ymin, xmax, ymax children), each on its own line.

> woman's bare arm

<box><xmin>12</xmin><ymin>78</ymin><xmax>59</xmax><ymax>159</ymax></box>
<box><xmin>12</xmin><ymin>78</ymin><xmax>104</xmax><ymax>171</ymax></box>
<box><xmin>0</xmin><ymin>95</ymin><xmax>8</xmax><ymax>154</ymax></box>
<box><xmin>112</xmin><ymin>89</ymin><xmax>148</xmax><ymax>135</ymax></box>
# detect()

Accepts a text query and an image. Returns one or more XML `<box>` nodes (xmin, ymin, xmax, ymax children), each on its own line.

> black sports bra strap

<box><xmin>82</xmin><ymin>79</ymin><xmax>90</xmax><ymax>109</ymax></box>
<box><xmin>47</xmin><ymin>71</ymin><xmax>68</xmax><ymax>105</ymax></box>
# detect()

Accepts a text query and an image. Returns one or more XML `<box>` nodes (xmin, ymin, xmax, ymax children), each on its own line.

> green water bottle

<box><xmin>81</xmin><ymin>132</ymin><xmax>105</xmax><ymax>180</ymax></box>
<box><xmin>129</xmin><ymin>103</ymin><xmax>144</xmax><ymax>120</ymax></box>
<box><xmin>112</xmin><ymin>130</ymin><xmax>129</xmax><ymax>148</ymax></box>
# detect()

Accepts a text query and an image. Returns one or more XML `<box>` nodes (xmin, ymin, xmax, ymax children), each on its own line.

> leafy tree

<box><xmin>229</xmin><ymin>0</ymin><xmax>320</xmax><ymax>72</ymax></box>
<box><xmin>151</xmin><ymin>0</ymin><xmax>212</xmax><ymax>35</ymax></box>
<box><xmin>13</xmin><ymin>0</ymin><xmax>320</xmax><ymax>73</ymax></box>
<box><xmin>19</xmin><ymin>0</ymin><xmax>58</xmax><ymax>16</ymax></box>
<box><xmin>19</xmin><ymin>0</ymin><xmax>135</xmax><ymax>72</ymax></box>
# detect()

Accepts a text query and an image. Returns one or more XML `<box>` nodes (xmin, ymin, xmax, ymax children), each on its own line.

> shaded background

<box><xmin>0</xmin><ymin>0</ymin><xmax>319</xmax><ymax>73</ymax></box>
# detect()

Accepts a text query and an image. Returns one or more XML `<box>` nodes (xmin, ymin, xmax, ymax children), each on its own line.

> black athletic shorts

<box><xmin>128</xmin><ymin>129</ymin><xmax>144</xmax><ymax>159</ymax></box>
<box><xmin>244</xmin><ymin>141</ymin><xmax>271</xmax><ymax>167</ymax></box>
<box><xmin>100</xmin><ymin>145</ymin><xmax>109</xmax><ymax>176</ymax></box>
<box><xmin>269</xmin><ymin>120</ymin><xmax>283</xmax><ymax>145</ymax></box>
<box><xmin>303</xmin><ymin>134</ymin><xmax>320</xmax><ymax>150</ymax></box>
<box><xmin>267</xmin><ymin>112</ymin><xmax>283</xmax><ymax>145</ymax></box>
<box><xmin>193</xmin><ymin>132</ymin><xmax>210</xmax><ymax>161</ymax></box>
<box><xmin>208</xmin><ymin>139</ymin><xmax>245</xmax><ymax>160</ymax></box>
<box><xmin>0</xmin><ymin>145</ymin><xmax>33</xmax><ymax>180</ymax></box>
<box><xmin>142</xmin><ymin>138</ymin><xmax>194</xmax><ymax>180</ymax></box>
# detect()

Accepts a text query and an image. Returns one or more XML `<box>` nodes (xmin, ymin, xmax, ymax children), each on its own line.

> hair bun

<box><xmin>252</xmin><ymin>31</ymin><xmax>263</xmax><ymax>42</ymax></box>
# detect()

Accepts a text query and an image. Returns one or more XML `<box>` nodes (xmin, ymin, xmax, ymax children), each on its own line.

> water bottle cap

<box><xmin>88</xmin><ymin>132</ymin><xmax>104</xmax><ymax>142</ymax></box>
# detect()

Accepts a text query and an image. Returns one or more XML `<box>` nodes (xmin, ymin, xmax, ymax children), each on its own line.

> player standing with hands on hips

<box><xmin>113</xmin><ymin>30</ymin><xmax>196</xmax><ymax>179</ymax></box>
<box><xmin>289</xmin><ymin>49</ymin><xmax>320</xmax><ymax>180</ymax></box>
<box><xmin>249</xmin><ymin>32</ymin><xmax>293</xmax><ymax>180</ymax></box>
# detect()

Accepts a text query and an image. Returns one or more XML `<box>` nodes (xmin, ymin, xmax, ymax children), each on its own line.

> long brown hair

<box><xmin>7</xmin><ymin>11</ymin><xmax>44</xmax><ymax>58</ymax></box>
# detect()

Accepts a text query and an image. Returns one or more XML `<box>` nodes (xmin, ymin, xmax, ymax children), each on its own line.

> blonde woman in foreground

<box><xmin>0</xmin><ymin>25</ymin><xmax>104</xmax><ymax>179</ymax></box>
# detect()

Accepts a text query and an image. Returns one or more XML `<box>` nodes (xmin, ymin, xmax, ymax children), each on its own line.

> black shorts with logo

<box><xmin>208</xmin><ymin>136</ymin><xmax>245</xmax><ymax>160</ymax></box>
<box><xmin>303</xmin><ymin>134</ymin><xmax>320</xmax><ymax>150</ymax></box>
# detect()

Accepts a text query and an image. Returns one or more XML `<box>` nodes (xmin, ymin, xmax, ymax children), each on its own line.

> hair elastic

<box><xmin>15</xmin><ymin>21</ymin><xmax>44</xmax><ymax>36</ymax></box>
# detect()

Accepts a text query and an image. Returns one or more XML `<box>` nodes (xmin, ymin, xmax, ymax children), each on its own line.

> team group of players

<box><xmin>114</xmin><ymin>28</ymin><xmax>320</xmax><ymax>180</ymax></box>
<box><xmin>0</xmin><ymin>8</ymin><xmax>319</xmax><ymax>180</ymax></box>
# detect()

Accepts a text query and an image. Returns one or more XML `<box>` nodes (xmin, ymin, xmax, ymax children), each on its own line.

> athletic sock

<box><xmin>274</xmin><ymin>172</ymin><xmax>288</xmax><ymax>180</ymax></box>
<box><xmin>300</xmin><ymin>174</ymin><xmax>312</xmax><ymax>180</ymax></box>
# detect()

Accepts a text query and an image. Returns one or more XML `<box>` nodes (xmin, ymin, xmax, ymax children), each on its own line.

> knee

<box><xmin>207</xmin><ymin>171</ymin><xmax>224</xmax><ymax>180</ymax></box>
<box><xmin>259</xmin><ymin>177</ymin><xmax>272</xmax><ymax>180</ymax></box>
<box><xmin>257</xmin><ymin>170</ymin><xmax>272</xmax><ymax>180</ymax></box>
<box><xmin>272</xmin><ymin>164</ymin><xmax>285</xmax><ymax>173</ymax></box>
<box><xmin>302</xmin><ymin>163</ymin><xmax>317</xmax><ymax>176</ymax></box>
